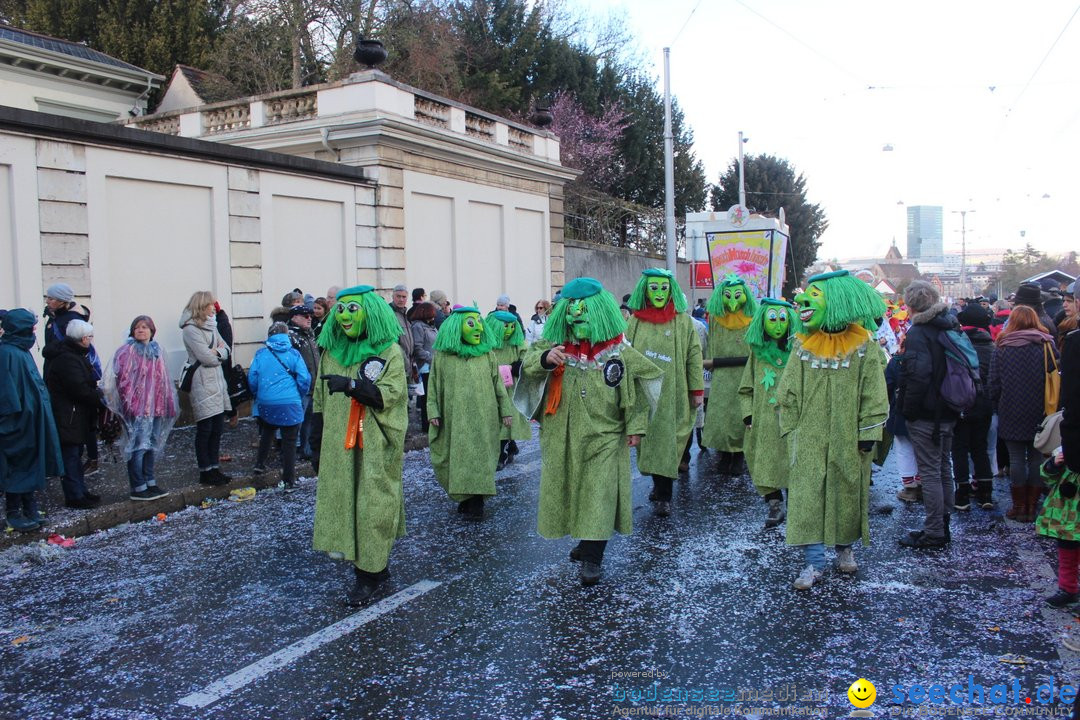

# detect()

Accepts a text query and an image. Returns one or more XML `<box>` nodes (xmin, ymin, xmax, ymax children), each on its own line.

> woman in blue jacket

<box><xmin>249</xmin><ymin>323</ymin><xmax>311</xmax><ymax>490</ymax></box>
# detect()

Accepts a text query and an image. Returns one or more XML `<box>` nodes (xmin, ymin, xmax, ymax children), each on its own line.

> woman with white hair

<box><xmin>43</xmin><ymin>318</ymin><xmax>104</xmax><ymax>508</ymax></box>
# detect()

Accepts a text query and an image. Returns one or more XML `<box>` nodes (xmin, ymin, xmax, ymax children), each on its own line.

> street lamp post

<box><xmin>951</xmin><ymin>209</ymin><xmax>975</xmax><ymax>297</ymax></box>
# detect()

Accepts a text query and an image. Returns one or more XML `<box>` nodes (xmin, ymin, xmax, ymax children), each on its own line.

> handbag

<box><xmin>179</xmin><ymin>360</ymin><xmax>200</xmax><ymax>393</ymax></box>
<box><xmin>1035</xmin><ymin>410</ymin><xmax>1064</xmax><ymax>455</ymax></box>
<box><xmin>226</xmin><ymin>363</ymin><xmax>252</xmax><ymax>405</ymax></box>
<box><xmin>1045</xmin><ymin>341</ymin><xmax>1061</xmax><ymax>417</ymax></box>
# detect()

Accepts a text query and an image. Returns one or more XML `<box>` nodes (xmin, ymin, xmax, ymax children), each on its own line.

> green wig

<box><xmin>433</xmin><ymin>306</ymin><xmax>494</xmax><ymax>357</ymax></box>
<box><xmin>485</xmin><ymin>310</ymin><xmax>524</xmax><ymax>348</ymax></box>
<box><xmin>542</xmin><ymin>277</ymin><xmax>626</xmax><ymax>344</ymax></box>
<box><xmin>806</xmin><ymin>270</ymin><xmax>887</xmax><ymax>332</ymax></box>
<box><xmin>745</xmin><ymin>298</ymin><xmax>802</xmax><ymax>367</ymax></box>
<box><xmin>706</xmin><ymin>273</ymin><xmax>759</xmax><ymax>318</ymax></box>
<box><xmin>627</xmin><ymin>268</ymin><xmax>688</xmax><ymax>313</ymax></box>
<box><xmin>317</xmin><ymin>285</ymin><xmax>402</xmax><ymax>366</ymax></box>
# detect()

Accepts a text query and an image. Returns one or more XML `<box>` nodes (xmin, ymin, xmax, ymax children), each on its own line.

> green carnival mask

<box><xmin>334</xmin><ymin>298</ymin><xmax>367</xmax><ymax>338</ymax></box>
<box><xmin>567</xmin><ymin>299</ymin><xmax>590</xmax><ymax>340</ymax></box>
<box><xmin>461</xmin><ymin>313</ymin><xmax>484</xmax><ymax>345</ymax></box>
<box><xmin>795</xmin><ymin>283</ymin><xmax>826</xmax><ymax>331</ymax></box>
<box><xmin>764</xmin><ymin>307</ymin><xmax>790</xmax><ymax>339</ymax></box>
<box><xmin>723</xmin><ymin>285</ymin><xmax>747</xmax><ymax>314</ymax></box>
<box><xmin>503</xmin><ymin>322</ymin><xmax>516</xmax><ymax>340</ymax></box>
<box><xmin>646</xmin><ymin>280</ymin><xmax>671</xmax><ymax>309</ymax></box>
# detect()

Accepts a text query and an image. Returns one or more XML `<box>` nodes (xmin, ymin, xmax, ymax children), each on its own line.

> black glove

<box><xmin>743</xmin><ymin>416</ymin><xmax>753</xmax><ymax>426</ymax></box>
<box><xmin>322</xmin><ymin>374</ymin><xmax>351</xmax><ymax>394</ymax></box>
<box><xmin>347</xmin><ymin>375</ymin><xmax>384</xmax><ymax>410</ymax></box>
<box><xmin>510</xmin><ymin>360</ymin><xmax>522</xmax><ymax>378</ymax></box>
<box><xmin>858</xmin><ymin>440</ymin><xmax>874</xmax><ymax>453</ymax></box>
<box><xmin>309</xmin><ymin>412</ymin><xmax>323</xmax><ymax>474</ymax></box>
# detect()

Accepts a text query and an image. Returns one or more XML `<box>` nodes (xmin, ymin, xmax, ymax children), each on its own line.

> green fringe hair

<box><xmin>543</xmin><ymin>290</ymin><xmax>627</xmax><ymax>344</ymax></box>
<box><xmin>746</xmin><ymin>300</ymin><xmax>802</xmax><ymax>366</ymax></box>
<box><xmin>433</xmin><ymin>310</ymin><xmax>494</xmax><ymax>357</ymax></box>
<box><xmin>627</xmin><ymin>272</ymin><xmax>688</xmax><ymax>313</ymax></box>
<box><xmin>485</xmin><ymin>312</ymin><xmax>524</xmax><ymax>348</ymax></box>
<box><xmin>706</xmin><ymin>274</ymin><xmax>759</xmax><ymax>318</ymax></box>
<box><xmin>317</xmin><ymin>290</ymin><xmax>402</xmax><ymax>366</ymax></box>
<box><xmin>809</xmin><ymin>274</ymin><xmax>888</xmax><ymax>332</ymax></box>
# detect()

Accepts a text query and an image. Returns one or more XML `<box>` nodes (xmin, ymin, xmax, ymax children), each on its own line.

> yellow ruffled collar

<box><xmin>797</xmin><ymin>325</ymin><xmax>872</xmax><ymax>361</ymax></box>
<box><xmin>714</xmin><ymin>313</ymin><xmax>752</xmax><ymax>331</ymax></box>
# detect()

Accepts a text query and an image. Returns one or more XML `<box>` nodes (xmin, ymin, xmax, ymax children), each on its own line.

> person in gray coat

<box><xmin>181</xmin><ymin>291</ymin><xmax>232</xmax><ymax>486</ymax></box>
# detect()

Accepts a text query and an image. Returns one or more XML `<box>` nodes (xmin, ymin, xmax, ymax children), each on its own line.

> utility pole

<box><xmin>662</xmin><ymin>48</ymin><xmax>676</xmax><ymax>275</ymax></box>
<box><xmin>738</xmin><ymin>131</ymin><xmax>747</xmax><ymax>209</ymax></box>
<box><xmin>951</xmin><ymin>209</ymin><xmax>975</xmax><ymax>297</ymax></box>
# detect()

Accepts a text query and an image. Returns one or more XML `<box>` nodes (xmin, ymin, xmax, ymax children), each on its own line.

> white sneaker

<box><xmin>793</xmin><ymin>565</ymin><xmax>822</xmax><ymax>590</ymax></box>
<box><xmin>836</xmin><ymin>547</ymin><xmax>857</xmax><ymax>574</ymax></box>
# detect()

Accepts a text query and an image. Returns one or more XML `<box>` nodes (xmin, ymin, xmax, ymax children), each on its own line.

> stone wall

<box><xmin>563</xmin><ymin>239</ymin><xmax>697</xmax><ymax>305</ymax></box>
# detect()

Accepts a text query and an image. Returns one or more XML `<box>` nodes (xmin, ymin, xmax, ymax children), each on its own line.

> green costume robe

<box><xmin>777</xmin><ymin>331</ymin><xmax>888</xmax><ymax>547</ymax></box>
<box><xmin>428</xmin><ymin>350</ymin><xmax>513</xmax><ymax>500</ymax></box>
<box><xmin>737</xmin><ymin>350</ymin><xmax>790</xmax><ymax>496</ymax></box>
<box><xmin>516</xmin><ymin>341</ymin><xmax>662</xmax><ymax>540</ymax></box>
<box><xmin>312</xmin><ymin>343</ymin><xmax>407</xmax><ymax>573</ymax></box>
<box><xmin>625</xmin><ymin>312</ymin><xmax>703</xmax><ymax>477</ymax></box>
<box><xmin>491</xmin><ymin>344</ymin><xmax>532</xmax><ymax>442</ymax></box>
<box><xmin>702</xmin><ymin>319</ymin><xmax>751</xmax><ymax>452</ymax></box>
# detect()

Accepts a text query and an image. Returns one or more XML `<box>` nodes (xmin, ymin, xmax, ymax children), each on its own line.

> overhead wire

<box><xmin>1007</xmin><ymin>2</ymin><xmax>1080</xmax><ymax>116</ymax></box>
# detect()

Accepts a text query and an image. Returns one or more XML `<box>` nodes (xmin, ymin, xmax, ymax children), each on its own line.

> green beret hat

<box><xmin>337</xmin><ymin>284</ymin><xmax>375</xmax><ymax>297</ymax></box>
<box><xmin>560</xmin><ymin>277</ymin><xmax>604</xmax><ymax>299</ymax></box>
<box><xmin>807</xmin><ymin>270</ymin><xmax>849</xmax><ymax>283</ymax></box>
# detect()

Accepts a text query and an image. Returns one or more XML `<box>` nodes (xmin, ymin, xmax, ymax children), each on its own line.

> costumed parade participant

<box><xmin>737</xmin><ymin>299</ymin><xmax>801</xmax><ymax>529</ymax></box>
<box><xmin>486</xmin><ymin>310</ymin><xmax>531</xmax><ymax>469</ymax></box>
<box><xmin>310</xmin><ymin>286</ymin><xmax>408</xmax><ymax>606</ymax></box>
<box><xmin>777</xmin><ymin>270</ymin><xmax>888</xmax><ymax>590</ymax></box>
<box><xmin>428</xmin><ymin>307</ymin><xmax>514</xmax><ymax>520</ymax></box>
<box><xmin>516</xmin><ymin>278</ymin><xmax>662</xmax><ymax>585</ymax></box>
<box><xmin>624</xmin><ymin>268</ymin><xmax>704</xmax><ymax>516</ymax></box>
<box><xmin>702</xmin><ymin>274</ymin><xmax>758</xmax><ymax>475</ymax></box>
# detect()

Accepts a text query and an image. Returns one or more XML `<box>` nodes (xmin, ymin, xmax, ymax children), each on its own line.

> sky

<box><xmin>576</xmin><ymin>0</ymin><xmax>1080</xmax><ymax>262</ymax></box>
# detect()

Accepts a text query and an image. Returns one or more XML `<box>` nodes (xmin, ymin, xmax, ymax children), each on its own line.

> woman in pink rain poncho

<box><xmin>104</xmin><ymin>316</ymin><xmax>178</xmax><ymax>501</ymax></box>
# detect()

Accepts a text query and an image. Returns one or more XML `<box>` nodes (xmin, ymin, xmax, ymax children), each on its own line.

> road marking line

<box><xmin>177</xmin><ymin>579</ymin><xmax>441</xmax><ymax>709</ymax></box>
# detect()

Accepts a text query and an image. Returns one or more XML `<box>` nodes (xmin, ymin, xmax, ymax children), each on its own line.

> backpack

<box><xmin>937</xmin><ymin>329</ymin><xmax>979</xmax><ymax>414</ymax></box>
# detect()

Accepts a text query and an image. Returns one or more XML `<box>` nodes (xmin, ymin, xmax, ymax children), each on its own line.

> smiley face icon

<box><xmin>848</xmin><ymin>678</ymin><xmax>876</xmax><ymax>709</ymax></box>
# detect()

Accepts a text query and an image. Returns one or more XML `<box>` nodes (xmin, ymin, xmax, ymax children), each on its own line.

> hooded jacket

<box><xmin>897</xmin><ymin>301</ymin><xmax>961</xmax><ymax>423</ymax></box>
<box><xmin>180</xmin><ymin>308</ymin><xmax>231</xmax><ymax>422</ymax></box>
<box><xmin>248</xmin><ymin>333</ymin><xmax>311</xmax><ymax>426</ymax></box>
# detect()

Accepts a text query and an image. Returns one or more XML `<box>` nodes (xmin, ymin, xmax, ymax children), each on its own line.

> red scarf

<box><xmin>544</xmin><ymin>335</ymin><xmax>624</xmax><ymax>415</ymax></box>
<box><xmin>633</xmin><ymin>304</ymin><xmax>676</xmax><ymax>324</ymax></box>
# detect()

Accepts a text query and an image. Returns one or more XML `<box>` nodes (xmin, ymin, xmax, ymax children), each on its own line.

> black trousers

<box><xmin>952</xmin><ymin>414</ymin><xmax>992</xmax><ymax>482</ymax></box>
<box><xmin>652</xmin><ymin>475</ymin><xmax>674</xmax><ymax>501</ymax></box>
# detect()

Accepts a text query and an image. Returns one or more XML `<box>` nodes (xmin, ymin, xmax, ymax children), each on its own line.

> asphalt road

<box><xmin>2</xmin><ymin>431</ymin><xmax>1078</xmax><ymax>719</ymax></box>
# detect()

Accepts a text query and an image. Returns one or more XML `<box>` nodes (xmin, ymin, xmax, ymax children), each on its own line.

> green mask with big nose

<box><xmin>795</xmin><ymin>283</ymin><xmax>827</xmax><ymax>332</ymax></box>
<box><xmin>723</xmin><ymin>286</ymin><xmax>747</xmax><ymax>314</ymax></box>
<box><xmin>460</xmin><ymin>313</ymin><xmax>484</xmax><ymax>345</ymax></box>
<box><xmin>566</xmin><ymin>299</ymin><xmax>590</xmax><ymax>340</ymax></box>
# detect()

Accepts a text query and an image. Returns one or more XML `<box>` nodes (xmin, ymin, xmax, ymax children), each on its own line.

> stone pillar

<box><xmin>226</xmin><ymin>167</ymin><xmax>263</xmax><ymax>366</ymax></box>
<box><xmin>36</xmin><ymin>140</ymin><xmax>90</xmax><ymax>306</ymax></box>
<box><xmin>549</xmin><ymin>184</ymin><xmax>566</xmax><ymax>292</ymax></box>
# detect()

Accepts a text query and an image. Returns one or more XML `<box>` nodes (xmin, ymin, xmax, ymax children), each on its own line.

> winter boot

<box><xmin>716</xmin><ymin>451</ymin><xmax>732</xmax><ymax>475</ymax></box>
<box><xmin>1049</xmin><ymin>546</ymin><xmax>1080</xmax><ymax>607</ymax></box>
<box><xmin>896</xmin><ymin>478</ymin><xmax>922</xmax><ymax>503</ymax></box>
<box><xmin>836</xmin><ymin>547</ymin><xmax>857</xmax><ymax>574</ymax></box>
<box><xmin>974</xmin><ymin>479</ymin><xmax>994</xmax><ymax>509</ymax></box>
<box><xmin>496</xmin><ymin>441</ymin><xmax>510</xmax><ymax>471</ymax></box>
<box><xmin>792</xmin><ymin>565</ymin><xmax>822</xmax><ymax>590</ymax></box>
<box><xmin>5</xmin><ymin>510</ymin><xmax>39</xmax><ymax>532</ymax></box>
<box><xmin>580</xmin><ymin>561</ymin><xmax>602</xmax><ymax>586</ymax></box>
<box><xmin>730</xmin><ymin>452</ymin><xmax>746</xmax><ymax>475</ymax></box>
<box><xmin>764</xmin><ymin>498</ymin><xmax>785</xmax><ymax>528</ymax></box>
<box><xmin>1006</xmin><ymin>485</ymin><xmax>1023</xmax><ymax>520</ymax></box>
<box><xmin>463</xmin><ymin>495</ymin><xmax>485</xmax><ymax>521</ymax></box>
<box><xmin>1028</xmin><ymin>485</ymin><xmax>1045</xmax><ymax>523</ymax></box>
<box><xmin>954</xmin><ymin>482</ymin><xmax>971</xmax><ymax>511</ymax></box>
<box><xmin>507</xmin><ymin>440</ymin><xmax>519</xmax><ymax>461</ymax></box>
<box><xmin>346</xmin><ymin>566</ymin><xmax>389</xmax><ymax>607</ymax></box>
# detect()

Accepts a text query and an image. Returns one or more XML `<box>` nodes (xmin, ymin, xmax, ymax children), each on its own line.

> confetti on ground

<box><xmin>230</xmin><ymin>487</ymin><xmax>256</xmax><ymax>502</ymax></box>
<box><xmin>12</xmin><ymin>636</ymin><xmax>30</xmax><ymax>647</ymax></box>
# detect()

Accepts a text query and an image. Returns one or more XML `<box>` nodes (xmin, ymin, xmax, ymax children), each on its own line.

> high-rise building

<box><xmin>906</xmin><ymin>205</ymin><xmax>943</xmax><ymax>261</ymax></box>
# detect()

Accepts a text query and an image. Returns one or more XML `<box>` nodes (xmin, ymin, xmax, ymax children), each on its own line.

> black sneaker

<box><xmin>252</xmin><ymin>466</ymin><xmax>267</xmax><ymax>476</ymax></box>
<box><xmin>85</xmin><ymin>492</ymin><xmax>101</xmax><ymax>503</ymax></box>
<box><xmin>130</xmin><ymin>488</ymin><xmax>157</xmax><ymax>501</ymax></box>
<box><xmin>199</xmin><ymin>470</ymin><xmax>228</xmax><ymax>486</ymax></box>
<box><xmin>580</xmin><ymin>561</ymin><xmax>602</xmax><ymax>586</ymax></box>
<box><xmin>1047</xmin><ymin>590</ymin><xmax>1080</xmax><ymax>608</ymax></box>
<box><xmin>212</xmin><ymin>468</ymin><xmax>232</xmax><ymax>482</ymax></box>
<box><xmin>144</xmin><ymin>486</ymin><xmax>169</xmax><ymax>500</ymax></box>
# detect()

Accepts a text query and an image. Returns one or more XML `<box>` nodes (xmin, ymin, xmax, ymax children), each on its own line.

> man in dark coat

<box><xmin>953</xmin><ymin>304</ymin><xmax>995</xmax><ymax>510</ymax></box>
<box><xmin>1</xmin><ymin>309</ymin><xmax>63</xmax><ymax>531</ymax></box>
<box><xmin>1015</xmin><ymin>282</ymin><xmax>1058</xmax><ymax>338</ymax></box>
<box><xmin>898</xmin><ymin>280</ymin><xmax>961</xmax><ymax>548</ymax></box>
<box><xmin>288</xmin><ymin>305</ymin><xmax>320</xmax><ymax>459</ymax></box>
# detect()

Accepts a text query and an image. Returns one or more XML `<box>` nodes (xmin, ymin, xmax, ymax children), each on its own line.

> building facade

<box><xmin>906</xmin><ymin>205</ymin><xmax>943</xmax><ymax>263</ymax></box>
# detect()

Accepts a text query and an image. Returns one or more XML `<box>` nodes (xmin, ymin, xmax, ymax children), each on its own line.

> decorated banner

<box><xmin>705</xmin><ymin>229</ymin><xmax>788</xmax><ymax>300</ymax></box>
<box><xmin>691</xmin><ymin>261</ymin><xmax>714</xmax><ymax>289</ymax></box>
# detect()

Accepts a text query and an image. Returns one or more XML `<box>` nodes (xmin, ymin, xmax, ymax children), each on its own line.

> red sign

<box><xmin>692</xmin><ymin>261</ymin><xmax>714</xmax><ymax>289</ymax></box>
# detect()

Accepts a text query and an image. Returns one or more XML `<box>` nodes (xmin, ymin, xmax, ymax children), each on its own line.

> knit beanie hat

<box><xmin>903</xmin><ymin>280</ymin><xmax>940</xmax><ymax>313</ymax></box>
<box><xmin>46</xmin><ymin>283</ymin><xmax>75</xmax><ymax>303</ymax></box>
<box><xmin>957</xmin><ymin>304</ymin><xmax>992</xmax><ymax>329</ymax></box>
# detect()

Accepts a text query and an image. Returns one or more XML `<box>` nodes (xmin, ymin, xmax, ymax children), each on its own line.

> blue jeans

<box><xmin>803</xmin><ymin>543</ymin><xmax>851</xmax><ymax>570</ymax></box>
<box><xmin>60</xmin><ymin>443</ymin><xmax>88</xmax><ymax>501</ymax></box>
<box><xmin>126</xmin><ymin>449</ymin><xmax>157</xmax><ymax>492</ymax></box>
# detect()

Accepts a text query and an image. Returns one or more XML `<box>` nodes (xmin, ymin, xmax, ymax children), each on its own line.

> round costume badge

<box><xmin>603</xmin><ymin>358</ymin><xmax>624</xmax><ymax>387</ymax></box>
<box><xmin>358</xmin><ymin>357</ymin><xmax>387</xmax><ymax>383</ymax></box>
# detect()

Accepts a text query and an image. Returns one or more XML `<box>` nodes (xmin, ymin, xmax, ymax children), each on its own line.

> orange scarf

<box><xmin>714</xmin><ymin>313</ymin><xmax>751</xmax><ymax>330</ymax></box>
<box><xmin>798</xmin><ymin>325</ymin><xmax>871</xmax><ymax>360</ymax></box>
<box><xmin>345</xmin><ymin>400</ymin><xmax>366</xmax><ymax>449</ymax></box>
